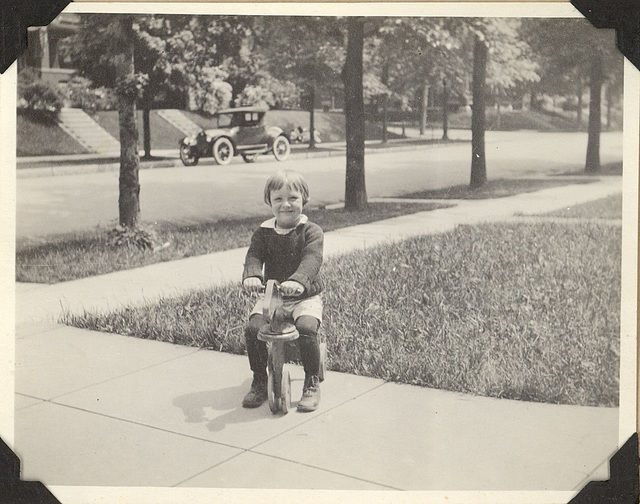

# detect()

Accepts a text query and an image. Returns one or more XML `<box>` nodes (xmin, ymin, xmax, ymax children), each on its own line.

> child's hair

<box><xmin>263</xmin><ymin>170</ymin><xmax>310</xmax><ymax>205</ymax></box>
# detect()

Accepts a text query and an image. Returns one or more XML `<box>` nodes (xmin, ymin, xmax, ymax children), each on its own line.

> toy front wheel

<box><xmin>266</xmin><ymin>352</ymin><xmax>277</xmax><ymax>413</ymax></box>
<box><xmin>267</xmin><ymin>369</ymin><xmax>279</xmax><ymax>413</ymax></box>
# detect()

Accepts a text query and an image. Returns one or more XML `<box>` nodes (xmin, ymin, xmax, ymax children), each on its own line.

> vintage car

<box><xmin>178</xmin><ymin>106</ymin><xmax>291</xmax><ymax>166</ymax></box>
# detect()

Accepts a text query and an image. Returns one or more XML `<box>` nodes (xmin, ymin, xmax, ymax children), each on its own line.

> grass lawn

<box><xmin>16</xmin><ymin>202</ymin><xmax>450</xmax><ymax>284</ymax></box>
<box><xmin>560</xmin><ymin>161</ymin><xmax>623</xmax><ymax>177</ymax></box>
<box><xmin>92</xmin><ymin>110</ymin><xmax>185</xmax><ymax>150</ymax></box>
<box><xmin>544</xmin><ymin>194</ymin><xmax>622</xmax><ymax>220</ymax></box>
<box><xmin>64</xmin><ymin>219</ymin><xmax>621</xmax><ymax>407</ymax></box>
<box><xmin>426</xmin><ymin>108</ymin><xmax>589</xmax><ymax>132</ymax></box>
<box><xmin>397</xmin><ymin>178</ymin><xmax>593</xmax><ymax>200</ymax></box>
<box><xmin>17</xmin><ymin>112</ymin><xmax>90</xmax><ymax>157</ymax></box>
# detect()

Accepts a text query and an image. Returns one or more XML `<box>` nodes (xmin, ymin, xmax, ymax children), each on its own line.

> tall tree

<box><xmin>522</xmin><ymin>18</ymin><xmax>621</xmax><ymax>173</ymax></box>
<box><xmin>585</xmin><ymin>52</ymin><xmax>603</xmax><ymax>172</ymax></box>
<box><xmin>252</xmin><ymin>17</ymin><xmax>344</xmax><ymax>148</ymax></box>
<box><xmin>59</xmin><ymin>13</ymin><xmax>252</xmax><ymax>230</ymax></box>
<box><xmin>450</xmin><ymin>18</ymin><xmax>539</xmax><ymax>188</ymax></box>
<box><xmin>62</xmin><ymin>14</ymin><xmax>242</xmax><ymax>158</ymax></box>
<box><xmin>342</xmin><ymin>17</ymin><xmax>367</xmax><ymax>210</ymax></box>
<box><xmin>113</xmin><ymin>16</ymin><xmax>141</xmax><ymax>228</ymax></box>
<box><xmin>470</xmin><ymin>34</ymin><xmax>487</xmax><ymax>188</ymax></box>
<box><xmin>369</xmin><ymin>18</ymin><xmax>471</xmax><ymax>143</ymax></box>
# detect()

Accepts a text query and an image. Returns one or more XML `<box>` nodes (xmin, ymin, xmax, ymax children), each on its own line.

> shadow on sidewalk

<box><xmin>173</xmin><ymin>375</ymin><xmax>309</xmax><ymax>432</ymax></box>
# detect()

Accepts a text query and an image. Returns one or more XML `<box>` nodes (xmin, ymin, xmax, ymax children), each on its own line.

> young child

<box><xmin>241</xmin><ymin>170</ymin><xmax>324</xmax><ymax>412</ymax></box>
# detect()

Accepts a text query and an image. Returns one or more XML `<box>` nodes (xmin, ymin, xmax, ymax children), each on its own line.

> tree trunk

<box><xmin>576</xmin><ymin>79</ymin><xmax>583</xmax><ymax>129</ymax></box>
<box><xmin>381</xmin><ymin>93</ymin><xmax>389</xmax><ymax>144</ymax></box>
<box><xmin>142</xmin><ymin>106</ymin><xmax>151</xmax><ymax>159</ymax></box>
<box><xmin>114</xmin><ymin>16</ymin><xmax>140</xmax><ymax>228</ymax></box>
<box><xmin>381</xmin><ymin>62</ymin><xmax>389</xmax><ymax>144</ymax></box>
<box><xmin>585</xmin><ymin>53</ymin><xmax>603</xmax><ymax>173</ymax></box>
<box><xmin>605</xmin><ymin>83</ymin><xmax>612</xmax><ymax>131</ymax></box>
<box><xmin>341</xmin><ymin>17</ymin><xmax>367</xmax><ymax>211</ymax></box>
<box><xmin>442</xmin><ymin>77</ymin><xmax>449</xmax><ymax>140</ymax></box>
<box><xmin>470</xmin><ymin>36</ymin><xmax>487</xmax><ymax>188</ymax></box>
<box><xmin>309</xmin><ymin>84</ymin><xmax>317</xmax><ymax>149</ymax></box>
<box><xmin>420</xmin><ymin>83</ymin><xmax>429</xmax><ymax>135</ymax></box>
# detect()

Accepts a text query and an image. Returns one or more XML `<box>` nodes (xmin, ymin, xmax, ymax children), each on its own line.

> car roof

<box><xmin>216</xmin><ymin>106</ymin><xmax>268</xmax><ymax>114</ymax></box>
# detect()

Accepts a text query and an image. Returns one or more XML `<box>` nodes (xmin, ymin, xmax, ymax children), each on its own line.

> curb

<box><xmin>16</xmin><ymin>140</ymin><xmax>460</xmax><ymax>179</ymax></box>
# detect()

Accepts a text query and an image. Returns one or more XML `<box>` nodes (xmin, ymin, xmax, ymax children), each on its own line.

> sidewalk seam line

<box><xmin>245</xmin><ymin>380</ymin><xmax>389</xmax><ymax>452</ymax></box>
<box><xmin>170</xmin><ymin>451</ymin><xmax>247</xmax><ymax>487</ymax></box>
<box><xmin>44</xmin><ymin>347</ymin><xmax>204</xmax><ymax>402</ymax></box>
<box><xmin>42</xmin><ymin>399</ymin><xmax>249</xmax><ymax>452</ymax></box>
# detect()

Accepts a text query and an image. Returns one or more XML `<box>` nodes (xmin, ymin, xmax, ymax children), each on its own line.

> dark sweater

<box><xmin>242</xmin><ymin>217</ymin><xmax>324</xmax><ymax>298</ymax></box>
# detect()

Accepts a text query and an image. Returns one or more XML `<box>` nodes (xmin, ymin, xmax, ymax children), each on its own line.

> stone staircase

<box><xmin>157</xmin><ymin>109</ymin><xmax>202</xmax><ymax>136</ymax></box>
<box><xmin>57</xmin><ymin>108</ymin><xmax>120</xmax><ymax>154</ymax></box>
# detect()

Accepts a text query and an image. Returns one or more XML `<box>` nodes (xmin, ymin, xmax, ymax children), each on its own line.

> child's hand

<box><xmin>280</xmin><ymin>280</ymin><xmax>304</xmax><ymax>297</ymax></box>
<box><xmin>243</xmin><ymin>277</ymin><xmax>263</xmax><ymax>293</ymax></box>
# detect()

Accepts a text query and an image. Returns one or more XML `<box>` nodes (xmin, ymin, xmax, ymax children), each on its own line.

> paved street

<box><xmin>16</xmin><ymin>130</ymin><xmax>623</xmax><ymax>238</ymax></box>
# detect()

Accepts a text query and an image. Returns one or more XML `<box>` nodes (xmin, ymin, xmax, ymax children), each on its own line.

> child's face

<box><xmin>269</xmin><ymin>186</ymin><xmax>304</xmax><ymax>228</ymax></box>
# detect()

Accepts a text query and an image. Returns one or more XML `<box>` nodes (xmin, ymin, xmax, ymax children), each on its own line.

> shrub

<box><xmin>106</xmin><ymin>224</ymin><xmax>163</xmax><ymax>251</ymax></box>
<box><xmin>17</xmin><ymin>68</ymin><xmax>63</xmax><ymax>121</ymax></box>
<box><xmin>235</xmin><ymin>77</ymin><xmax>301</xmax><ymax>110</ymax></box>
<box><xmin>61</xmin><ymin>76</ymin><xmax>118</xmax><ymax>113</ymax></box>
<box><xmin>562</xmin><ymin>96</ymin><xmax>580</xmax><ymax>112</ymax></box>
<box><xmin>187</xmin><ymin>67</ymin><xmax>233</xmax><ymax>115</ymax></box>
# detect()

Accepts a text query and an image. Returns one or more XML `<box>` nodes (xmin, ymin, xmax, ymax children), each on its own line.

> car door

<box><xmin>234</xmin><ymin>112</ymin><xmax>268</xmax><ymax>151</ymax></box>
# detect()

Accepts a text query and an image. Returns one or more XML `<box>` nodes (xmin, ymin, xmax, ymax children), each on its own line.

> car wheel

<box><xmin>242</xmin><ymin>153</ymin><xmax>258</xmax><ymax>163</ymax></box>
<box><xmin>179</xmin><ymin>143</ymin><xmax>199</xmax><ymax>166</ymax></box>
<box><xmin>273</xmin><ymin>135</ymin><xmax>290</xmax><ymax>161</ymax></box>
<box><xmin>212</xmin><ymin>137</ymin><xmax>233</xmax><ymax>165</ymax></box>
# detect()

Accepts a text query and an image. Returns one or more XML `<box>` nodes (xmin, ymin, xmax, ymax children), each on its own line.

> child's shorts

<box><xmin>250</xmin><ymin>294</ymin><xmax>323</xmax><ymax>323</ymax></box>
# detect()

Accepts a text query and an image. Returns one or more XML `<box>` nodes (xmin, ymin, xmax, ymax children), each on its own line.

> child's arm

<box><xmin>286</xmin><ymin>224</ymin><xmax>323</xmax><ymax>294</ymax></box>
<box><xmin>242</xmin><ymin>228</ymin><xmax>265</xmax><ymax>288</ymax></box>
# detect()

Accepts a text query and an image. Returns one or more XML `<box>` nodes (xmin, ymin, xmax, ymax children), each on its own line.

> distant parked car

<box><xmin>179</xmin><ymin>106</ymin><xmax>291</xmax><ymax>166</ymax></box>
<box><xmin>289</xmin><ymin>125</ymin><xmax>322</xmax><ymax>144</ymax></box>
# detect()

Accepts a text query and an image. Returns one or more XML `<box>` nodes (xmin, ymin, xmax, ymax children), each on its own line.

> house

<box><xmin>17</xmin><ymin>12</ymin><xmax>79</xmax><ymax>85</ymax></box>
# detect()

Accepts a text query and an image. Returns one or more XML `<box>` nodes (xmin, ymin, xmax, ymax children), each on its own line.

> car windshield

<box><xmin>216</xmin><ymin>113</ymin><xmax>234</xmax><ymax>128</ymax></box>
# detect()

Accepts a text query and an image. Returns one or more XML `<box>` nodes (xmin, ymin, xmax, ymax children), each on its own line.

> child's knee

<box><xmin>295</xmin><ymin>315</ymin><xmax>320</xmax><ymax>337</ymax></box>
<box><xmin>245</xmin><ymin>314</ymin><xmax>267</xmax><ymax>340</ymax></box>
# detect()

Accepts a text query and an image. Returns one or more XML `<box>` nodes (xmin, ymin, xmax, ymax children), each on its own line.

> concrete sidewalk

<box><xmin>14</xmin><ymin>178</ymin><xmax>621</xmax><ymax>494</ymax></box>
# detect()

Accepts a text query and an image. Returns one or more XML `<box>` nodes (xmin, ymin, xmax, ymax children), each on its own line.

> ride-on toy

<box><xmin>257</xmin><ymin>280</ymin><xmax>327</xmax><ymax>414</ymax></box>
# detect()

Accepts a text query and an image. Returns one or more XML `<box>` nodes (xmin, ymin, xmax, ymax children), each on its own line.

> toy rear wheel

<box><xmin>318</xmin><ymin>342</ymin><xmax>327</xmax><ymax>382</ymax></box>
<box><xmin>179</xmin><ymin>144</ymin><xmax>199</xmax><ymax>166</ymax></box>
<box><xmin>212</xmin><ymin>137</ymin><xmax>233</xmax><ymax>165</ymax></box>
<box><xmin>280</xmin><ymin>369</ymin><xmax>291</xmax><ymax>414</ymax></box>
